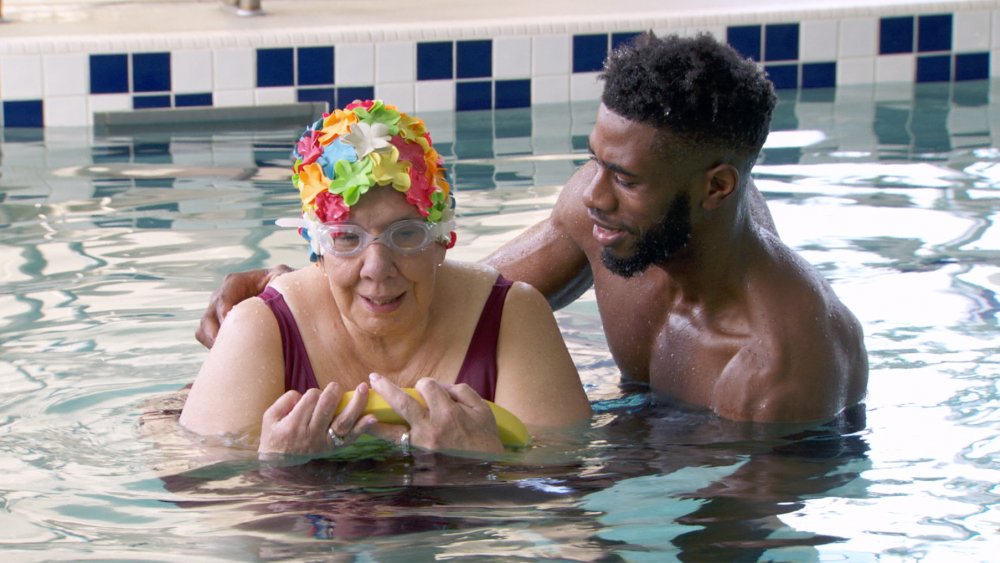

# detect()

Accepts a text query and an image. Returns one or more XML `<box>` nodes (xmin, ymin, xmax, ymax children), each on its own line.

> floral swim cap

<box><xmin>277</xmin><ymin>99</ymin><xmax>456</xmax><ymax>261</ymax></box>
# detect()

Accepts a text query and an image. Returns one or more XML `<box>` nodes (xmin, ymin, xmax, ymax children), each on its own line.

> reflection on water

<box><xmin>1</xmin><ymin>81</ymin><xmax>999</xmax><ymax>560</ymax></box>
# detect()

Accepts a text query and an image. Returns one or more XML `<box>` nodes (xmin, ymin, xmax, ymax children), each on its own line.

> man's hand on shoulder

<box><xmin>195</xmin><ymin>264</ymin><xmax>295</xmax><ymax>348</ymax></box>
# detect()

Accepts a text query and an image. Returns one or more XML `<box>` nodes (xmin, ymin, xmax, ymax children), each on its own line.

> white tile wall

<box><xmin>1</xmin><ymin>55</ymin><xmax>44</xmax><ymax>99</ymax></box>
<box><xmin>172</xmin><ymin>50</ymin><xmax>214</xmax><ymax>93</ymax></box>
<box><xmin>493</xmin><ymin>37</ymin><xmax>531</xmax><ymax>78</ymax></box>
<box><xmin>255</xmin><ymin>86</ymin><xmax>296</xmax><ymax>105</ymax></box>
<box><xmin>837</xmin><ymin>57</ymin><xmax>876</xmax><ymax>85</ymax></box>
<box><xmin>532</xmin><ymin>35</ymin><xmax>571</xmax><ymax>76</ymax></box>
<box><xmin>415</xmin><ymin>80</ymin><xmax>455</xmax><ymax>112</ymax></box>
<box><xmin>43</xmin><ymin>53</ymin><xmax>89</xmax><ymax>97</ymax></box>
<box><xmin>532</xmin><ymin>74</ymin><xmax>570</xmax><ymax>104</ymax></box>
<box><xmin>376</xmin><ymin>83</ymin><xmax>416</xmax><ymax>113</ymax></box>
<box><xmin>214</xmin><ymin>48</ymin><xmax>255</xmax><ymax>91</ymax></box>
<box><xmin>44</xmin><ymin>96</ymin><xmax>89</xmax><ymax>127</ymax></box>
<box><xmin>875</xmin><ymin>55</ymin><xmax>915</xmax><ymax>83</ymax></box>
<box><xmin>214</xmin><ymin>89</ymin><xmax>254</xmax><ymax>107</ymax></box>
<box><xmin>570</xmin><ymin>72</ymin><xmax>601</xmax><ymax>101</ymax></box>
<box><xmin>89</xmin><ymin>93</ymin><xmax>131</xmax><ymax>115</ymax></box>
<box><xmin>375</xmin><ymin>42</ymin><xmax>416</xmax><ymax>84</ymax></box>
<box><xmin>335</xmin><ymin>43</ymin><xmax>375</xmax><ymax>85</ymax></box>
<box><xmin>838</xmin><ymin>18</ymin><xmax>878</xmax><ymax>59</ymax></box>
<box><xmin>953</xmin><ymin>11</ymin><xmax>992</xmax><ymax>53</ymax></box>
<box><xmin>801</xmin><ymin>20</ymin><xmax>839</xmax><ymax>62</ymax></box>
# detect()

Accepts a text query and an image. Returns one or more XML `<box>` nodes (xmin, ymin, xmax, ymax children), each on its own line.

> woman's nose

<box><xmin>358</xmin><ymin>240</ymin><xmax>397</xmax><ymax>280</ymax></box>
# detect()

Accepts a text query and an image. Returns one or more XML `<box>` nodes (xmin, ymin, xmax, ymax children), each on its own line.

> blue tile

<box><xmin>90</xmin><ymin>54</ymin><xmax>129</xmax><ymax>94</ymax></box>
<box><xmin>916</xmin><ymin>54</ymin><xmax>951</xmax><ymax>82</ymax></box>
<box><xmin>572</xmin><ymin>34</ymin><xmax>608</xmax><ymax>73</ymax></box>
<box><xmin>611</xmin><ymin>31</ymin><xmax>642</xmax><ymax>51</ymax></box>
<box><xmin>3</xmin><ymin>100</ymin><xmax>44</xmax><ymax>128</ymax></box>
<box><xmin>133</xmin><ymin>52</ymin><xmax>171</xmax><ymax>93</ymax></box>
<box><xmin>298</xmin><ymin>46</ymin><xmax>334</xmax><ymax>86</ymax></box>
<box><xmin>133</xmin><ymin>95</ymin><xmax>171</xmax><ymax>110</ymax></box>
<box><xmin>495</xmin><ymin>79</ymin><xmax>531</xmax><ymax>109</ymax></box>
<box><xmin>955</xmin><ymin>52</ymin><xmax>990</xmax><ymax>81</ymax></box>
<box><xmin>880</xmin><ymin>16</ymin><xmax>914</xmax><ymax>54</ymax></box>
<box><xmin>457</xmin><ymin>40</ymin><xmax>492</xmax><ymax>79</ymax></box>
<box><xmin>298</xmin><ymin>87</ymin><xmax>336</xmax><ymax>110</ymax></box>
<box><xmin>765</xmin><ymin>23</ymin><xmax>799</xmax><ymax>62</ymax></box>
<box><xmin>456</xmin><ymin>81</ymin><xmax>492</xmax><ymax>111</ymax></box>
<box><xmin>174</xmin><ymin>93</ymin><xmax>213</xmax><ymax>107</ymax></box>
<box><xmin>802</xmin><ymin>62</ymin><xmax>836</xmax><ymax>88</ymax></box>
<box><xmin>336</xmin><ymin>86</ymin><xmax>375</xmax><ymax>107</ymax></box>
<box><xmin>918</xmin><ymin>14</ymin><xmax>952</xmax><ymax>52</ymax></box>
<box><xmin>765</xmin><ymin>64</ymin><xmax>798</xmax><ymax>89</ymax></box>
<box><xmin>417</xmin><ymin>41</ymin><xmax>453</xmax><ymax>80</ymax></box>
<box><xmin>727</xmin><ymin>25</ymin><xmax>762</xmax><ymax>61</ymax></box>
<box><xmin>257</xmin><ymin>48</ymin><xmax>295</xmax><ymax>87</ymax></box>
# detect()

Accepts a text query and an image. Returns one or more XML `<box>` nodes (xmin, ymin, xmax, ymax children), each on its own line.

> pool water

<box><xmin>2</xmin><ymin>82</ymin><xmax>999</xmax><ymax>560</ymax></box>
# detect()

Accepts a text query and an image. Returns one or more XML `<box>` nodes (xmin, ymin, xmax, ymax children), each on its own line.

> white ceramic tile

<box><xmin>375</xmin><ymin>83</ymin><xmax>415</xmax><ymax>113</ymax></box>
<box><xmin>214</xmin><ymin>48</ymin><xmax>254</xmax><ymax>90</ymax></box>
<box><xmin>43</xmin><ymin>96</ymin><xmax>89</xmax><ymax>127</ymax></box>
<box><xmin>838</xmin><ymin>18</ymin><xmax>878</xmax><ymax>59</ymax></box>
<box><xmin>531</xmin><ymin>74</ymin><xmax>570</xmax><ymax>104</ymax></box>
<box><xmin>532</xmin><ymin>35</ymin><xmax>570</xmax><ymax>76</ymax></box>
<box><xmin>214</xmin><ymin>89</ymin><xmax>254</xmax><ymax>107</ymax></box>
<box><xmin>255</xmin><ymin>87</ymin><xmax>296</xmax><ymax>105</ymax></box>
<box><xmin>493</xmin><ymin>36</ymin><xmax>531</xmax><ymax>78</ymax></box>
<box><xmin>875</xmin><ymin>54</ymin><xmax>915</xmax><ymax>83</ymax></box>
<box><xmin>42</xmin><ymin>53</ymin><xmax>88</xmax><ymax>97</ymax></box>
<box><xmin>172</xmin><ymin>49</ymin><xmax>213</xmax><ymax>93</ymax></box>
<box><xmin>1</xmin><ymin>55</ymin><xmax>44</xmax><ymax>99</ymax></box>
<box><xmin>88</xmin><ymin>93</ymin><xmax>131</xmax><ymax>114</ymax></box>
<box><xmin>952</xmin><ymin>11</ymin><xmax>990</xmax><ymax>53</ymax></box>
<box><xmin>837</xmin><ymin>57</ymin><xmax>875</xmax><ymax>85</ymax></box>
<box><xmin>376</xmin><ymin>42</ymin><xmax>415</xmax><ymax>84</ymax></box>
<box><xmin>993</xmin><ymin>10</ymin><xmax>1000</xmax><ymax>49</ymax></box>
<box><xmin>336</xmin><ymin>43</ymin><xmax>375</xmax><ymax>85</ymax></box>
<box><xmin>800</xmin><ymin>20</ymin><xmax>838</xmax><ymax>62</ymax></box>
<box><xmin>992</xmin><ymin>48</ymin><xmax>1000</xmax><ymax>77</ymax></box>
<box><xmin>570</xmin><ymin>72</ymin><xmax>602</xmax><ymax>102</ymax></box>
<box><xmin>415</xmin><ymin>80</ymin><xmax>455</xmax><ymax>112</ymax></box>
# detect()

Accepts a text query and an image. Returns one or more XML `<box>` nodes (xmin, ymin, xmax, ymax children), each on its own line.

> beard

<box><xmin>601</xmin><ymin>191</ymin><xmax>692</xmax><ymax>278</ymax></box>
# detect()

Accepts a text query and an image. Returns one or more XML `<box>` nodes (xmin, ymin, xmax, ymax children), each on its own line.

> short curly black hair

<box><xmin>601</xmin><ymin>32</ymin><xmax>776</xmax><ymax>165</ymax></box>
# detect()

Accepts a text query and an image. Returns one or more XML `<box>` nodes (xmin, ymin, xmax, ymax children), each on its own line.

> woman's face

<box><xmin>322</xmin><ymin>186</ymin><xmax>446</xmax><ymax>338</ymax></box>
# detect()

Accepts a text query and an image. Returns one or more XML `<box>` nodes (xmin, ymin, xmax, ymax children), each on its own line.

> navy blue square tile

<box><xmin>133</xmin><ymin>52</ymin><xmax>171</xmax><ymax>93</ymax></box>
<box><xmin>916</xmin><ymin>54</ymin><xmax>951</xmax><ymax>82</ymax></box>
<box><xmin>765</xmin><ymin>64</ymin><xmax>798</xmax><ymax>89</ymax></box>
<box><xmin>456</xmin><ymin>81</ymin><xmax>492</xmax><ymax>111</ymax></box>
<box><xmin>728</xmin><ymin>25</ymin><xmax>762</xmax><ymax>61</ymax></box>
<box><xmin>880</xmin><ymin>16</ymin><xmax>914</xmax><ymax>54</ymax></box>
<box><xmin>573</xmin><ymin>34</ymin><xmax>608</xmax><ymax>73</ymax></box>
<box><xmin>417</xmin><ymin>42</ymin><xmax>453</xmax><ymax>80</ymax></box>
<box><xmin>3</xmin><ymin>100</ymin><xmax>44</xmax><ymax>128</ymax></box>
<box><xmin>495</xmin><ymin>79</ymin><xmax>530</xmax><ymax>109</ymax></box>
<box><xmin>336</xmin><ymin>86</ymin><xmax>375</xmax><ymax>107</ymax></box>
<box><xmin>765</xmin><ymin>23</ymin><xmax>799</xmax><ymax>62</ymax></box>
<box><xmin>174</xmin><ymin>93</ymin><xmax>213</xmax><ymax>107</ymax></box>
<box><xmin>298</xmin><ymin>46</ymin><xmax>334</xmax><ymax>86</ymax></box>
<box><xmin>90</xmin><ymin>54</ymin><xmax>129</xmax><ymax>94</ymax></box>
<box><xmin>611</xmin><ymin>31</ymin><xmax>642</xmax><ymax>51</ymax></box>
<box><xmin>457</xmin><ymin>40</ymin><xmax>492</xmax><ymax>79</ymax></box>
<box><xmin>955</xmin><ymin>52</ymin><xmax>990</xmax><ymax>81</ymax></box>
<box><xmin>257</xmin><ymin>48</ymin><xmax>295</xmax><ymax>87</ymax></box>
<box><xmin>298</xmin><ymin>87</ymin><xmax>336</xmax><ymax>110</ymax></box>
<box><xmin>918</xmin><ymin>14</ymin><xmax>952</xmax><ymax>52</ymax></box>
<box><xmin>133</xmin><ymin>95</ymin><xmax>171</xmax><ymax>110</ymax></box>
<box><xmin>802</xmin><ymin>62</ymin><xmax>836</xmax><ymax>88</ymax></box>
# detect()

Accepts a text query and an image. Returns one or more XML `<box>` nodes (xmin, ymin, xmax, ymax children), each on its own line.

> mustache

<box><xmin>588</xmin><ymin>209</ymin><xmax>635</xmax><ymax>236</ymax></box>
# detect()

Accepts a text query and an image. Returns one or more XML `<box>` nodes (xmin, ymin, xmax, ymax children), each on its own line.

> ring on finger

<box><xmin>400</xmin><ymin>430</ymin><xmax>411</xmax><ymax>455</ymax></box>
<box><xmin>327</xmin><ymin>426</ymin><xmax>346</xmax><ymax>448</ymax></box>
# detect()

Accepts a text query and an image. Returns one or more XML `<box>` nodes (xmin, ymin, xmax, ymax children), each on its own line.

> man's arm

<box><xmin>483</xmin><ymin>169</ymin><xmax>593</xmax><ymax>310</ymax></box>
<box><xmin>196</xmin><ymin>264</ymin><xmax>293</xmax><ymax>348</ymax></box>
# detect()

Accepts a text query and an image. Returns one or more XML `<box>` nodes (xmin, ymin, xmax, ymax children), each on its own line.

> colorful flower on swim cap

<box><xmin>279</xmin><ymin>99</ymin><xmax>456</xmax><ymax>260</ymax></box>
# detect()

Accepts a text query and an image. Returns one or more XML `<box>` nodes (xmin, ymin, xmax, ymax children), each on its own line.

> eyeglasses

<box><xmin>316</xmin><ymin>219</ymin><xmax>440</xmax><ymax>258</ymax></box>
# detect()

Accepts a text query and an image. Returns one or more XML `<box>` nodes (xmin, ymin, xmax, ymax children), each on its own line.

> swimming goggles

<box><xmin>315</xmin><ymin>219</ymin><xmax>445</xmax><ymax>258</ymax></box>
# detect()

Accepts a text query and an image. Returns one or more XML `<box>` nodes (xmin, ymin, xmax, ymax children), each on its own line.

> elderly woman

<box><xmin>179</xmin><ymin>100</ymin><xmax>591</xmax><ymax>456</ymax></box>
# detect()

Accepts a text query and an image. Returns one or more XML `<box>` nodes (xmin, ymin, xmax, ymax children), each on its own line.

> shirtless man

<box><xmin>197</xmin><ymin>33</ymin><xmax>868</xmax><ymax>424</ymax></box>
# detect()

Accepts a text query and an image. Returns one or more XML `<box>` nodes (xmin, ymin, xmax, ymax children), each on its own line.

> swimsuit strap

<box><xmin>455</xmin><ymin>275</ymin><xmax>513</xmax><ymax>402</ymax></box>
<box><xmin>259</xmin><ymin>286</ymin><xmax>320</xmax><ymax>393</ymax></box>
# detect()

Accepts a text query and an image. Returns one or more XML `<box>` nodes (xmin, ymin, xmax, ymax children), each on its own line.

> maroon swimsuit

<box><xmin>259</xmin><ymin>275</ymin><xmax>513</xmax><ymax>401</ymax></box>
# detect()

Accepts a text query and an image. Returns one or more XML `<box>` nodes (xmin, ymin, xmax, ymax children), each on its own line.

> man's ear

<box><xmin>702</xmin><ymin>163</ymin><xmax>739</xmax><ymax>210</ymax></box>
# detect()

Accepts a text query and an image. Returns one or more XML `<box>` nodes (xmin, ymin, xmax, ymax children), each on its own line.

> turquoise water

<box><xmin>1</xmin><ymin>82</ymin><xmax>999</xmax><ymax>560</ymax></box>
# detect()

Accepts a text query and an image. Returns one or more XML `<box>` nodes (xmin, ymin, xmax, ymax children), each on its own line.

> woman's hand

<box><xmin>367</xmin><ymin>373</ymin><xmax>504</xmax><ymax>455</ymax></box>
<box><xmin>258</xmin><ymin>382</ymin><xmax>377</xmax><ymax>457</ymax></box>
